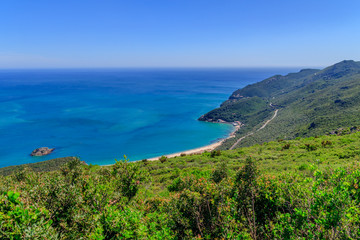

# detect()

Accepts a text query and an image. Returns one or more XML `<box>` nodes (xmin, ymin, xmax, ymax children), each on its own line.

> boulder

<box><xmin>30</xmin><ymin>147</ymin><xmax>54</xmax><ymax>156</ymax></box>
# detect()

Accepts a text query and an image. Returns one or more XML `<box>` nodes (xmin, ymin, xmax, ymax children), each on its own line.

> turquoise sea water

<box><xmin>0</xmin><ymin>68</ymin><xmax>298</xmax><ymax>167</ymax></box>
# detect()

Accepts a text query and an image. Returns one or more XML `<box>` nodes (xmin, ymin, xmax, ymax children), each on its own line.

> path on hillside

<box><xmin>229</xmin><ymin>106</ymin><xmax>278</xmax><ymax>150</ymax></box>
<box><xmin>257</xmin><ymin>109</ymin><xmax>278</xmax><ymax>131</ymax></box>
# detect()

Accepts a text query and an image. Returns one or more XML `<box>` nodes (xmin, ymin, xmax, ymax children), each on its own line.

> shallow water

<box><xmin>0</xmin><ymin>68</ymin><xmax>298</xmax><ymax>167</ymax></box>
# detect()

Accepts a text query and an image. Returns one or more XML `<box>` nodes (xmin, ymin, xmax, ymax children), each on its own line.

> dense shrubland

<box><xmin>1</xmin><ymin>130</ymin><xmax>360</xmax><ymax>239</ymax></box>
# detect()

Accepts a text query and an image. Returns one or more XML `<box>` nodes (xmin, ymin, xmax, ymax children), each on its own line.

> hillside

<box><xmin>0</xmin><ymin>157</ymin><xmax>78</xmax><ymax>176</ymax></box>
<box><xmin>1</xmin><ymin>129</ymin><xmax>360</xmax><ymax>238</ymax></box>
<box><xmin>200</xmin><ymin>60</ymin><xmax>360</xmax><ymax>149</ymax></box>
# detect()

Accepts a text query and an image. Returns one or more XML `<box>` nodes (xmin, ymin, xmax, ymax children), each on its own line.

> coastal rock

<box><xmin>30</xmin><ymin>147</ymin><xmax>55</xmax><ymax>156</ymax></box>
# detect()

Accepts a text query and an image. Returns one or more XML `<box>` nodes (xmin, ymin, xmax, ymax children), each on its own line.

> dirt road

<box><xmin>229</xmin><ymin>107</ymin><xmax>278</xmax><ymax>150</ymax></box>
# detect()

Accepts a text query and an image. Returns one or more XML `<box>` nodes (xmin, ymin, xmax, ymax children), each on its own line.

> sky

<box><xmin>1</xmin><ymin>0</ymin><xmax>360</xmax><ymax>68</ymax></box>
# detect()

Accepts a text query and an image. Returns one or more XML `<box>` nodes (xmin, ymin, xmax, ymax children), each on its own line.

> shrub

<box><xmin>159</xmin><ymin>156</ymin><xmax>168</xmax><ymax>163</ymax></box>
<box><xmin>12</xmin><ymin>168</ymin><xmax>28</xmax><ymax>182</ymax></box>
<box><xmin>321</xmin><ymin>140</ymin><xmax>332</xmax><ymax>147</ymax></box>
<box><xmin>167</xmin><ymin>177</ymin><xmax>191</xmax><ymax>192</ymax></box>
<box><xmin>210</xmin><ymin>150</ymin><xmax>221</xmax><ymax>158</ymax></box>
<box><xmin>0</xmin><ymin>191</ymin><xmax>56</xmax><ymax>239</ymax></box>
<box><xmin>166</xmin><ymin>175</ymin><xmax>232</xmax><ymax>239</ymax></box>
<box><xmin>298</xmin><ymin>164</ymin><xmax>308</xmax><ymax>171</ymax></box>
<box><xmin>233</xmin><ymin>157</ymin><xmax>259</xmax><ymax>239</ymax></box>
<box><xmin>305</xmin><ymin>144</ymin><xmax>317</xmax><ymax>151</ymax></box>
<box><xmin>282</xmin><ymin>143</ymin><xmax>291</xmax><ymax>150</ymax></box>
<box><xmin>112</xmin><ymin>159</ymin><xmax>147</xmax><ymax>201</ymax></box>
<box><xmin>211</xmin><ymin>161</ymin><xmax>228</xmax><ymax>183</ymax></box>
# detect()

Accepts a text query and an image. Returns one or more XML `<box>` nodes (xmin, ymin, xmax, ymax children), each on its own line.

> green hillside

<box><xmin>200</xmin><ymin>60</ymin><xmax>360</xmax><ymax>149</ymax></box>
<box><xmin>1</xmin><ymin>129</ymin><xmax>360</xmax><ymax>239</ymax></box>
<box><xmin>0</xmin><ymin>157</ymin><xmax>78</xmax><ymax>176</ymax></box>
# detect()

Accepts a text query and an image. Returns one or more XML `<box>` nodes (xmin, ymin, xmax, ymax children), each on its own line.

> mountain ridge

<box><xmin>199</xmin><ymin>60</ymin><xmax>360</xmax><ymax>149</ymax></box>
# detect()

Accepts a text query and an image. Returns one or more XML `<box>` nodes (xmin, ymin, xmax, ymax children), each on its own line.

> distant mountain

<box><xmin>199</xmin><ymin>60</ymin><xmax>360</xmax><ymax>148</ymax></box>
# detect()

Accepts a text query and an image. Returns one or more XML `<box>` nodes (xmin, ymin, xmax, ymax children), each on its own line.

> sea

<box><xmin>0</xmin><ymin>68</ymin><xmax>299</xmax><ymax>168</ymax></box>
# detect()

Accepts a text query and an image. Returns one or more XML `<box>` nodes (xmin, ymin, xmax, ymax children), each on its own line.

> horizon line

<box><xmin>0</xmin><ymin>65</ymin><xmax>325</xmax><ymax>71</ymax></box>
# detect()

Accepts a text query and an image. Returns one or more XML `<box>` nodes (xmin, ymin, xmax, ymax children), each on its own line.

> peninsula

<box><xmin>200</xmin><ymin>60</ymin><xmax>360</xmax><ymax>149</ymax></box>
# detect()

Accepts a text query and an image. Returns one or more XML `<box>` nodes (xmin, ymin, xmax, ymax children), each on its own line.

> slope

<box><xmin>200</xmin><ymin>60</ymin><xmax>360</xmax><ymax>148</ymax></box>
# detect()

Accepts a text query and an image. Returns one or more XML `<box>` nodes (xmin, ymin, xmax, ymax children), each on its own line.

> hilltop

<box><xmin>200</xmin><ymin>60</ymin><xmax>360</xmax><ymax>149</ymax></box>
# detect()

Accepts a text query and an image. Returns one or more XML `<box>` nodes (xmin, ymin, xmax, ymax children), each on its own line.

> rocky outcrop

<box><xmin>30</xmin><ymin>147</ymin><xmax>54</xmax><ymax>156</ymax></box>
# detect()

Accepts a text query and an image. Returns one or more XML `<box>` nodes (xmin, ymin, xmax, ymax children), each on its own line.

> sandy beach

<box><xmin>147</xmin><ymin>124</ymin><xmax>240</xmax><ymax>161</ymax></box>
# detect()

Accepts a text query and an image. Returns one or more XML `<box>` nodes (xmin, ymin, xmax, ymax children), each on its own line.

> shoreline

<box><xmin>146</xmin><ymin>123</ymin><xmax>240</xmax><ymax>161</ymax></box>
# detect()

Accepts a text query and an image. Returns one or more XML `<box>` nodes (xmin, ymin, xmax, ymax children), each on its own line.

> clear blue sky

<box><xmin>1</xmin><ymin>0</ymin><xmax>360</xmax><ymax>68</ymax></box>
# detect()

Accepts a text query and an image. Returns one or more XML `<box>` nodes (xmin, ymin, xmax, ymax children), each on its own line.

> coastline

<box><xmin>146</xmin><ymin>123</ymin><xmax>239</xmax><ymax>161</ymax></box>
<box><xmin>100</xmin><ymin>122</ymin><xmax>241</xmax><ymax>166</ymax></box>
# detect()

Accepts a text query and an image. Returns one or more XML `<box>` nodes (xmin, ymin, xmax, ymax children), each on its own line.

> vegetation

<box><xmin>1</xmin><ymin>130</ymin><xmax>360</xmax><ymax>238</ymax></box>
<box><xmin>159</xmin><ymin>155</ymin><xmax>168</xmax><ymax>163</ymax></box>
<box><xmin>199</xmin><ymin>96</ymin><xmax>272</xmax><ymax>124</ymax></box>
<box><xmin>200</xmin><ymin>60</ymin><xmax>360</xmax><ymax>149</ymax></box>
<box><xmin>0</xmin><ymin>157</ymin><xmax>78</xmax><ymax>176</ymax></box>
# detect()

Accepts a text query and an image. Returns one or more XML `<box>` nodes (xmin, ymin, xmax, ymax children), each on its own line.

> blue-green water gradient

<box><xmin>0</xmin><ymin>68</ymin><xmax>298</xmax><ymax>167</ymax></box>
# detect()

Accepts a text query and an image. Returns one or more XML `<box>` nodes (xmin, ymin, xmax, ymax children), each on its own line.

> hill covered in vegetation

<box><xmin>200</xmin><ymin>60</ymin><xmax>360</xmax><ymax>149</ymax></box>
<box><xmin>0</xmin><ymin>157</ymin><xmax>78</xmax><ymax>176</ymax></box>
<box><xmin>1</xmin><ymin>128</ymin><xmax>360</xmax><ymax>239</ymax></box>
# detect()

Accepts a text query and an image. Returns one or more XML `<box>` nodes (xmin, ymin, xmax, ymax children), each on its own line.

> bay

<box><xmin>0</xmin><ymin>68</ymin><xmax>298</xmax><ymax>167</ymax></box>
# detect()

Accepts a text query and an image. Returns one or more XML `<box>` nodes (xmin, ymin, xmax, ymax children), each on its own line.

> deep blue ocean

<box><xmin>0</xmin><ymin>68</ymin><xmax>299</xmax><ymax>167</ymax></box>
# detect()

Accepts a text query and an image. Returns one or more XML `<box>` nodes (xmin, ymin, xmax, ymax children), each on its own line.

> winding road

<box><xmin>229</xmin><ymin>106</ymin><xmax>278</xmax><ymax>150</ymax></box>
<box><xmin>257</xmin><ymin>109</ymin><xmax>278</xmax><ymax>131</ymax></box>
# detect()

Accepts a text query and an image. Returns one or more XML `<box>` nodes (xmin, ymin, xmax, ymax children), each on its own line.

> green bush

<box><xmin>282</xmin><ymin>143</ymin><xmax>291</xmax><ymax>150</ymax></box>
<box><xmin>0</xmin><ymin>191</ymin><xmax>56</xmax><ymax>239</ymax></box>
<box><xmin>159</xmin><ymin>156</ymin><xmax>168</xmax><ymax>163</ymax></box>
<box><xmin>305</xmin><ymin>143</ymin><xmax>317</xmax><ymax>151</ymax></box>
<box><xmin>321</xmin><ymin>140</ymin><xmax>332</xmax><ymax>147</ymax></box>
<box><xmin>211</xmin><ymin>161</ymin><xmax>228</xmax><ymax>183</ymax></box>
<box><xmin>210</xmin><ymin>150</ymin><xmax>221</xmax><ymax>158</ymax></box>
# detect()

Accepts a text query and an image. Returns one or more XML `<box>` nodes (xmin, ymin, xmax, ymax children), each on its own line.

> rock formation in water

<box><xmin>30</xmin><ymin>147</ymin><xmax>55</xmax><ymax>156</ymax></box>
